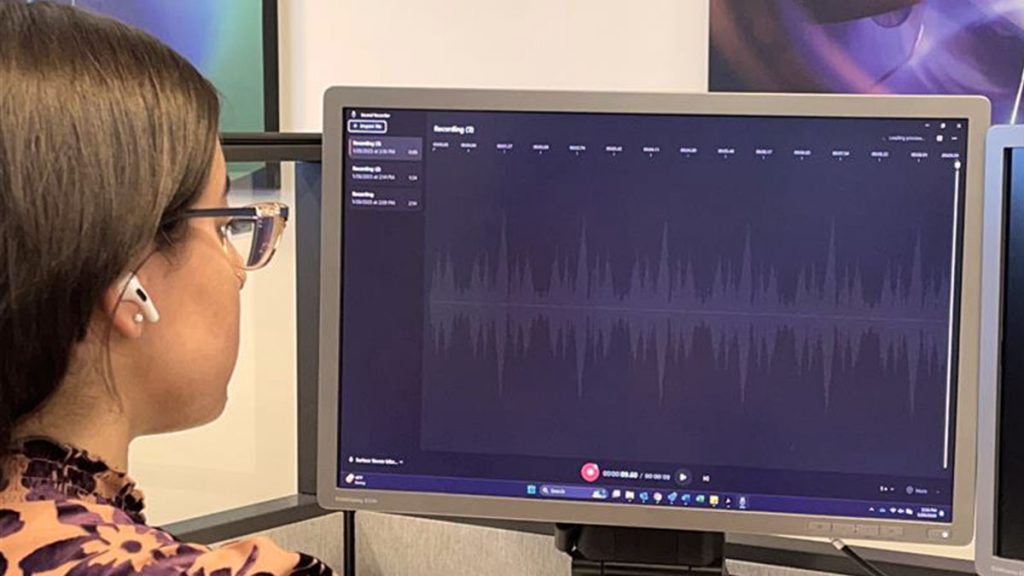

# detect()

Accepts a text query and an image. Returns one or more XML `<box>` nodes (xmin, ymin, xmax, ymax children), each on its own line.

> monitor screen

<box><xmin>336</xmin><ymin>107</ymin><xmax>967</xmax><ymax>522</ymax></box>
<box><xmin>322</xmin><ymin>90</ymin><xmax>987</xmax><ymax>543</ymax></box>
<box><xmin>997</xmin><ymin>148</ymin><xmax>1024</xmax><ymax>560</ymax></box>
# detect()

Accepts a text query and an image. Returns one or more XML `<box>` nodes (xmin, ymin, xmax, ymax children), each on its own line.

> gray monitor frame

<box><xmin>318</xmin><ymin>87</ymin><xmax>989</xmax><ymax>545</ymax></box>
<box><xmin>977</xmin><ymin>125</ymin><xmax>1024</xmax><ymax>576</ymax></box>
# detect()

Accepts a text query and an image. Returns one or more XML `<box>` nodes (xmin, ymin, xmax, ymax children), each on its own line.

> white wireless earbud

<box><xmin>117</xmin><ymin>273</ymin><xmax>160</xmax><ymax>324</ymax></box>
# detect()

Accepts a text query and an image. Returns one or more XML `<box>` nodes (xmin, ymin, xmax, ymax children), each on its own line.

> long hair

<box><xmin>0</xmin><ymin>1</ymin><xmax>220</xmax><ymax>472</ymax></box>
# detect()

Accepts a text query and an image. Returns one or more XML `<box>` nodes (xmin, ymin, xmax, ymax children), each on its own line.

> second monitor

<box><xmin>318</xmin><ymin>88</ymin><xmax>989</xmax><ymax>545</ymax></box>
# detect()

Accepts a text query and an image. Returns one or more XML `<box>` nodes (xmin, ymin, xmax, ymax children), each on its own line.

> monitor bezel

<box><xmin>977</xmin><ymin>125</ymin><xmax>1024</xmax><ymax>574</ymax></box>
<box><xmin>318</xmin><ymin>87</ymin><xmax>989</xmax><ymax>545</ymax></box>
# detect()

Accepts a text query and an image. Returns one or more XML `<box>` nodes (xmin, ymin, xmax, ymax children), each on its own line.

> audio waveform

<box><xmin>427</xmin><ymin>219</ymin><xmax>949</xmax><ymax>411</ymax></box>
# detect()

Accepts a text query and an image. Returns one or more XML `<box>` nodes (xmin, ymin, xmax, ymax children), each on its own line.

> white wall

<box><xmin>279</xmin><ymin>0</ymin><xmax>710</xmax><ymax>132</ymax></box>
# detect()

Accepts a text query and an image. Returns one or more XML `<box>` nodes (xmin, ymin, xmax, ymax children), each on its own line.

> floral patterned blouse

<box><xmin>0</xmin><ymin>439</ymin><xmax>332</xmax><ymax>575</ymax></box>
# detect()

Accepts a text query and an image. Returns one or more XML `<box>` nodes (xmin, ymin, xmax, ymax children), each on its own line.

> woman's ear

<box><xmin>100</xmin><ymin>273</ymin><xmax>158</xmax><ymax>339</ymax></box>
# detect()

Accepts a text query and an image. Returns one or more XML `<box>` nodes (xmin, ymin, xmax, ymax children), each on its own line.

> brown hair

<box><xmin>0</xmin><ymin>1</ymin><xmax>220</xmax><ymax>461</ymax></box>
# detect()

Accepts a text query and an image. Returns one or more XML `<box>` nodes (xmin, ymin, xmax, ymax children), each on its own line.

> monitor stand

<box><xmin>555</xmin><ymin>524</ymin><xmax>727</xmax><ymax>575</ymax></box>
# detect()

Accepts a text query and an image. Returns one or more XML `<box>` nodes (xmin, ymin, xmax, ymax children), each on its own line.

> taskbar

<box><xmin>337</xmin><ymin>471</ymin><xmax>951</xmax><ymax>523</ymax></box>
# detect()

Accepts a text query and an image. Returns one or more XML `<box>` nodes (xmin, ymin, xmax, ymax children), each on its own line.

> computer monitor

<box><xmin>318</xmin><ymin>88</ymin><xmax>988</xmax><ymax>545</ymax></box>
<box><xmin>977</xmin><ymin>125</ymin><xmax>1024</xmax><ymax>575</ymax></box>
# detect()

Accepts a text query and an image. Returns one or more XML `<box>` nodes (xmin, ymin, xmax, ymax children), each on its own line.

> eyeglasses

<box><xmin>175</xmin><ymin>202</ymin><xmax>289</xmax><ymax>271</ymax></box>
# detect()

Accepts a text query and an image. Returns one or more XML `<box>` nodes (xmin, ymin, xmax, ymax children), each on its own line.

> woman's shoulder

<box><xmin>0</xmin><ymin>498</ymin><xmax>332</xmax><ymax>575</ymax></box>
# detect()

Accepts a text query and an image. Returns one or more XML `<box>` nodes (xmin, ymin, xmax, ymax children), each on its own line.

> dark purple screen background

<box><xmin>338</xmin><ymin>109</ymin><xmax>968</xmax><ymax>519</ymax></box>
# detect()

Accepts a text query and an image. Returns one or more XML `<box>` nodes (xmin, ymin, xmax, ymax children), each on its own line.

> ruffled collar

<box><xmin>3</xmin><ymin>438</ymin><xmax>146</xmax><ymax>524</ymax></box>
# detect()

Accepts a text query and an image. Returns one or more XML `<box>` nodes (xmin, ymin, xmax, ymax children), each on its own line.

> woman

<box><xmin>0</xmin><ymin>2</ymin><xmax>332</xmax><ymax>574</ymax></box>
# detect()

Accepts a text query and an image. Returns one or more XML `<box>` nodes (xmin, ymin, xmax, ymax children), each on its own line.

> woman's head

<box><xmin>0</xmin><ymin>1</ymin><xmax>242</xmax><ymax>454</ymax></box>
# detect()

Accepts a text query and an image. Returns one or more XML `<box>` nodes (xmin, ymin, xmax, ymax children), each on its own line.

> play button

<box><xmin>674</xmin><ymin>469</ymin><xmax>692</xmax><ymax>486</ymax></box>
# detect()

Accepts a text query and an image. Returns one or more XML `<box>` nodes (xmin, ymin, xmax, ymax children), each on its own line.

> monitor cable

<box><xmin>830</xmin><ymin>539</ymin><xmax>891</xmax><ymax>576</ymax></box>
